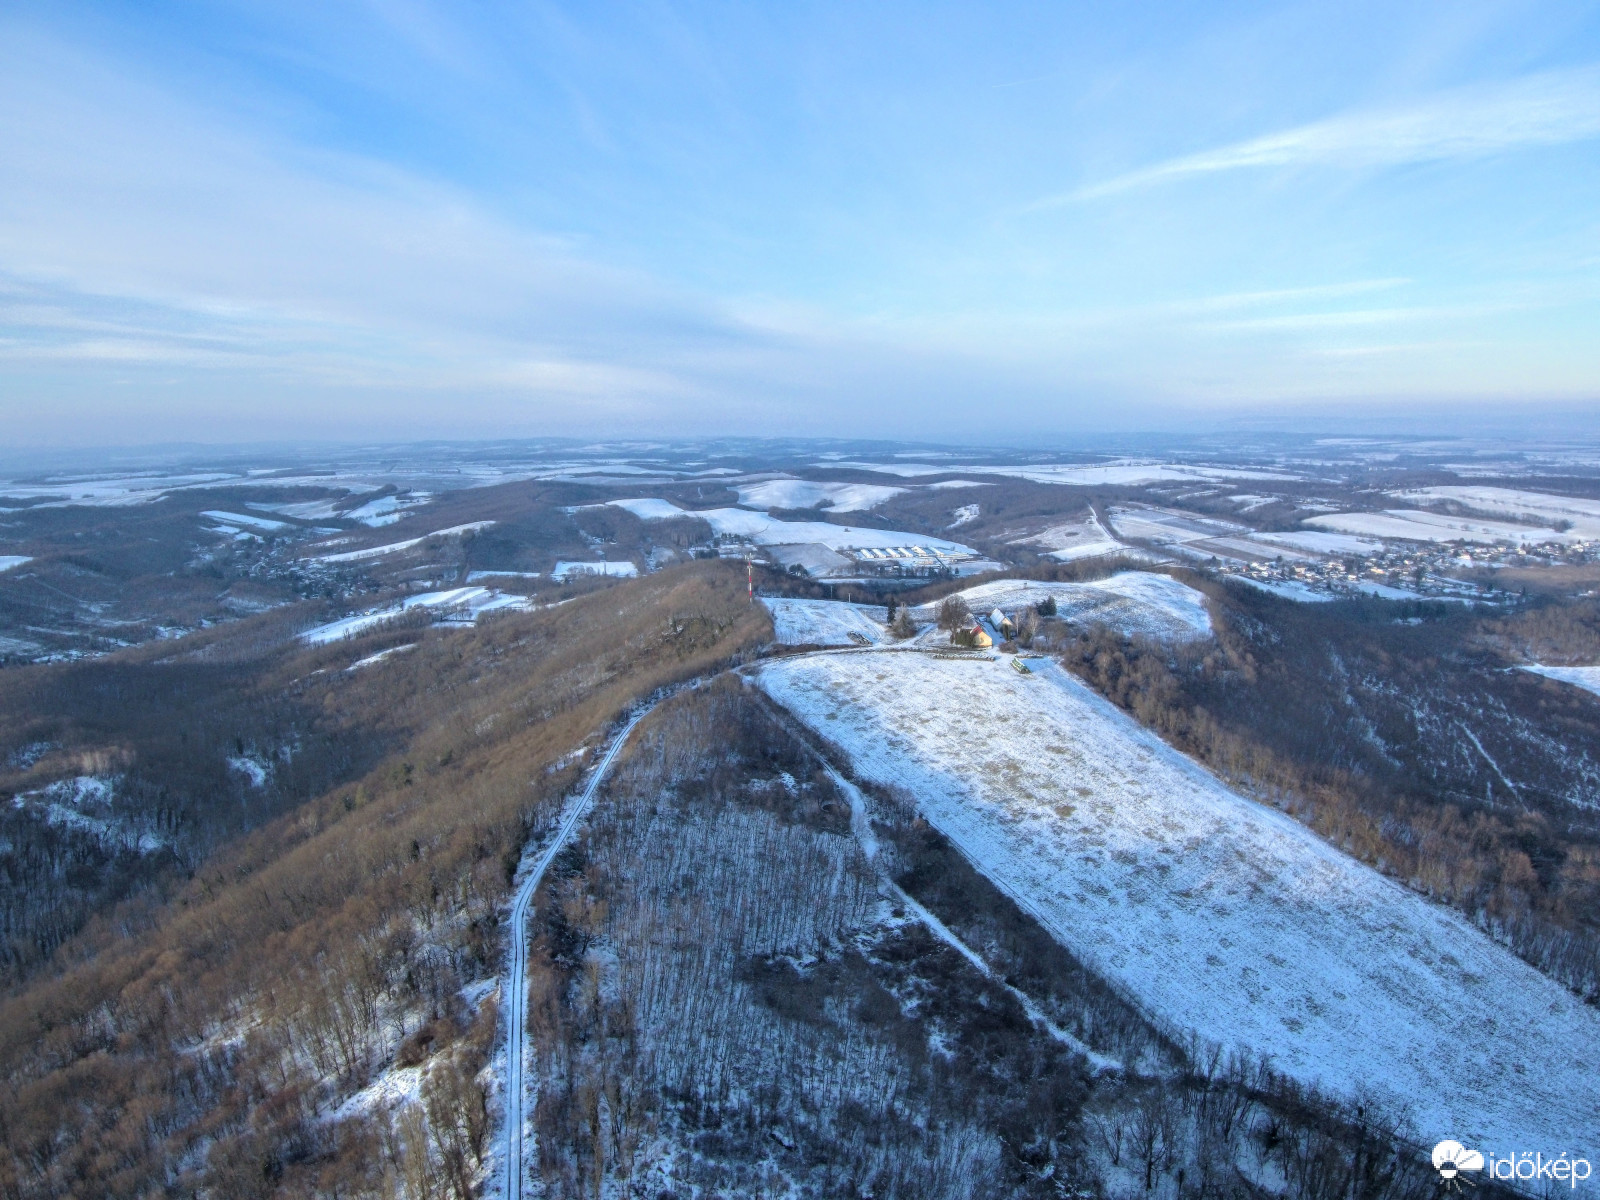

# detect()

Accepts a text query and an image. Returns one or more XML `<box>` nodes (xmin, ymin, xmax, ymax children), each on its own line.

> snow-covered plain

<box><xmin>605</xmin><ymin>499</ymin><xmax>977</xmax><ymax>554</ymax></box>
<box><xmin>1307</xmin><ymin>509</ymin><xmax>1573</xmax><ymax>546</ymax></box>
<box><xmin>919</xmin><ymin>572</ymin><xmax>1212</xmax><ymax>642</ymax></box>
<box><xmin>301</xmin><ymin>587</ymin><xmax>530</xmax><ymax>644</ymax></box>
<box><xmin>1524</xmin><ymin>664</ymin><xmax>1600</xmax><ymax>699</ymax></box>
<box><xmin>1396</xmin><ymin>486</ymin><xmax>1600</xmax><ymax>539</ymax></box>
<box><xmin>762</xmin><ymin>598</ymin><xmax>885</xmax><ymax>645</ymax></box>
<box><xmin>736</xmin><ymin>479</ymin><xmax>906</xmax><ymax>512</ymax></box>
<box><xmin>824</xmin><ymin>462</ymin><xmax>1299</xmax><ymax>486</ymax></box>
<box><xmin>755</xmin><ymin>653</ymin><xmax>1600</xmax><ymax>1154</ymax></box>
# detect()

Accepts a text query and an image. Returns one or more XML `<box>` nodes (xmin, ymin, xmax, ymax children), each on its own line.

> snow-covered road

<box><xmin>501</xmin><ymin>706</ymin><xmax>650</xmax><ymax>1200</ymax></box>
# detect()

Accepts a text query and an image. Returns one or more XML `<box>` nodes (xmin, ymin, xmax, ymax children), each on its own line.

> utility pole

<box><xmin>746</xmin><ymin>552</ymin><xmax>753</xmax><ymax>602</ymax></box>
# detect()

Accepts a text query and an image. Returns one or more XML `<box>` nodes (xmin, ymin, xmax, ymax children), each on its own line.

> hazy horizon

<box><xmin>3</xmin><ymin>2</ymin><xmax>1598</xmax><ymax>445</ymax></box>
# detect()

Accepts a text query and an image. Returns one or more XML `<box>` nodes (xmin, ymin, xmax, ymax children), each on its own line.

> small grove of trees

<box><xmin>937</xmin><ymin>596</ymin><xmax>971</xmax><ymax>632</ymax></box>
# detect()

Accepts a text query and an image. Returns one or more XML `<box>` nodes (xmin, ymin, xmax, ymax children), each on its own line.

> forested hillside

<box><xmin>0</xmin><ymin>563</ymin><xmax>766</xmax><ymax>1199</ymax></box>
<box><xmin>519</xmin><ymin>676</ymin><xmax>1479</xmax><ymax>1197</ymax></box>
<box><xmin>1064</xmin><ymin>579</ymin><xmax>1600</xmax><ymax>1000</ymax></box>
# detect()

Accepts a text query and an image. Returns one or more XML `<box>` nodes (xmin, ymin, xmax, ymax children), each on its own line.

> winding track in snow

<box><xmin>501</xmin><ymin>706</ymin><xmax>651</xmax><ymax>1200</ymax></box>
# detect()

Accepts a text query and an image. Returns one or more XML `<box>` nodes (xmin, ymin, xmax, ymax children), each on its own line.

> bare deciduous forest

<box><xmin>0</xmin><ymin>563</ymin><xmax>767</xmax><ymax>1199</ymax></box>
<box><xmin>1059</xmin><ymin>578</ymin><xmax>1600</xmax><ymax>1001</ymax></box>
<box><xmin>518</xmin><ymin>677</ymin><xmax>1496</xmax><ymax>1198</ymax></box>
<box><xmin>0</xmin><ymin>544</ymin><xmax>1583</xmax><ymax>1199</ymax></box>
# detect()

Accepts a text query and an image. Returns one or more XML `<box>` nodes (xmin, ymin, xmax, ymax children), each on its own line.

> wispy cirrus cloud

<box><xmin>1037</xmin><ymin>64</ymin><xmax>1600</xmax><ymax>206</ymax></box>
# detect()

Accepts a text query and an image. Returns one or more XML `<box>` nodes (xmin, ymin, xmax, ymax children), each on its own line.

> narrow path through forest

<box><xmin>501</xmin><ymin>705</ymin><xmax>651</xmax><ymax>1200</ymax></box>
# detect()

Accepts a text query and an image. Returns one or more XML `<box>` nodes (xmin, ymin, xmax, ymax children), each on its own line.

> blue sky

<box><xmin>2</xmin><ymin>1</ymin><xmax>1598</xmax><ymax>445</ymax></box>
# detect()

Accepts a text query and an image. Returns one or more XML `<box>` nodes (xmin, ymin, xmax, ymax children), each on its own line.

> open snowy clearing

<box><xmin>200</xmin><ymin>510</ymin><xmax>291</xmax><ymax>533</ymax></box>
<box><xmin>755</xmin><ymin>652</ymin><xmax>1600</xmax><ymax>1154</ymax></box>
<box><xmin>301</xmin><ymin>587</ymin><xmax>530</xmax><ymax>644</ymax></box>
<box><xmin>605</xmin><ymin>499</ymin><xmax>976</xmax><ymax>554</ymax></box>
<box><xmin>0</xmin><ymin>556</ymin><xmax>31</xmax><ymax>572</ymax></box>
<box><xmin>918</xmin><ymin>572</ymin><xmax>1212</xmax><ymax>642</ymax></box>
<box><xmin>1395</xmin><ymin>486</ymin><xmax>1600</xmax><ymax>539</ymax></box>
<box><xmin>607</xmin><ymin>498</ymin><xmax>688</xmax><ymax>521</ymax></box>
<box><xmin>1306</xmin><ymin>509</ymin><xmax>1574</xmax><ymax>546</ymax></box>
<box><xmin>763</xmin><ymin>597</ymin><xmax>886</xmax><ymax>645</ymax></box>
<box><xmin>1523</xmin><ymin>664</ymin><xmax>1600</xmax><ymax>699</ymax></box>
<box><xmin>736</xmin><ymin>479</ymin><xmax>906</xmax><ymax>512</ymax></box>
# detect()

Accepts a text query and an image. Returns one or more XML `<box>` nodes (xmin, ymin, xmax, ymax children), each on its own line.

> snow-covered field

<box><xmin>301</xmin><ymin>586</ymin><xmax>531</xmax><ymax>644</ymax></box>
<box><xmin>311</xmin><ymin>522</ymin><xmax>495</xmax><ymax>563</ymax></box>
<box><xmin>201</xmin><ymin>509</ymin><xmax>291</xmax><ymax>533</ymax></box>
<box><xmin>755</xmin><ymin>652</ymin><xmax>1600</xmax><ymax>1154</ymax></box>
<box><xmin>1108</xmin><ymin>504</ymin><xmax>1253</xmax><ymax>546</ymax></box>
<box><xmin>0</xmin><ymin>556</ymin><xmax>31</xmax><ymax>572</ymax></box>
<box><xmin>763</xmin><ymin>598</ymin><xmax>886</xmax><ymax>645</ymax></box>
<box><xmin>736</xmin><ymin>479</ymin><xmax>905</xmax><ymax>512</ymax></box>
<box><xmin>826</xmin><ymin>462</ymin><xmax>1300</xmax><ymax>486</ymax></box>
<box><xmin>919</xmin><ymin>572</ymin><xmax>1212</xmax><ymax>642</ymax></box>
<box><xmin>251</xmin><ymin>497</ymin><xmax>347</xmax><ymax>520</ymax></box>
<box><xmin>1396</xmin><ymin>486</ymin><xmax>1600</xmax><ymax>539</ymax></box>
<box><xmin>1307</xmin><ymin>509</ymin><xmax>1574</xmax><ymax>546</ymax></box>
<box><xmin>1524</xmin><ymin>664</ymin><xmax>1600</xmax><ymax>699</ymax></box>
<box><xmin>608</xmin><ymin>497</ymin><xmax>688</xmax><ymax>521</ymax></box>
<box><xmin>1247</xmin><ymin>530</ymin><xmax>1386</xmax><ymax>556</ymax></box>
<box><xmin>344</xmin><ymin>494</ymin><xmax>431</xmax><ymax>527</ymax></box>
<box><xmin>1012</xmin><ymin>511</ymin><xmax>1126</xmax><ymax>561</ymax></box>
<box><xmin>606</xmin><ymin>499</ymin><xmax>976</xmax><ymax>554</ymax></box>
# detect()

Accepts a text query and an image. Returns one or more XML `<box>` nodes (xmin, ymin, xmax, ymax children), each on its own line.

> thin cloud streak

<box><xmin>1038</xmin><ymin>64</ymin><xmax>1600</xmax><ymax>205</ymax></box>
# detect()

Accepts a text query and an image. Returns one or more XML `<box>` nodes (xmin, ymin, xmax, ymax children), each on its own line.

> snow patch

<box><xmin>1523</xmin><ymin>664</ymin><xmax>1600</xmax><ymax>699</ymax></box>
<box><xmin>301</xmin><ymin>587</ymin><xmax>531</xmax><ymax>644</ymax></box>
<box><xmin>762</xmin><ymin>598</ymin><xmax>886</xmax><ymax>645</ymax></box>
<box><xmin>311</xmin><ymin>522</ymin><xmax>494</xmax><ymax>563</ymax></box>
<box><xmin>737</xmin><ymin>479</ymin><xmax>907</xmax><ymax>512</ymax></box>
